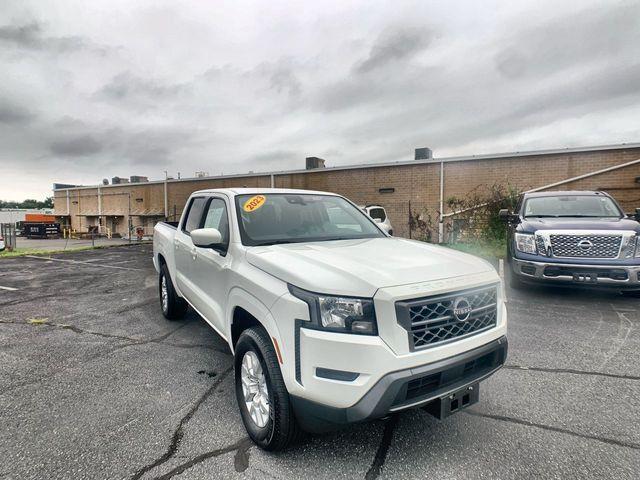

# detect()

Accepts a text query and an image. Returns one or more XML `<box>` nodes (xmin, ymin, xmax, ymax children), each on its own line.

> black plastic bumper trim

<box><xmin>316</xmin><ymin>367</ymin><xmax>360</xmax><ymax>382</ymax></box>
<box><xmin>290</xmin><ymin>336</ymin><xmax>507</xmax><ymax>432</ymax></box>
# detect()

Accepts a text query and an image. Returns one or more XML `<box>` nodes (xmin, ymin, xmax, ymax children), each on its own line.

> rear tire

<box><xmin>159</xmin><ymin>264</ymin><xmax>188</xmax><ymax>320</ymax></box>
<box><xmin>234</xmin><ymin>326</ymin><xmax>301</xmax><ymax>451</ymax></box>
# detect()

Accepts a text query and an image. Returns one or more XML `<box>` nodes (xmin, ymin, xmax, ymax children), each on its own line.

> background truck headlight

<box><xmin>515</xmin><ymin>233</ymin><xmax>537</xmax><ymax>254</ymax></box>
<box><xmin>289</xmin><ymin>285</ymin><xmax>378</xmax><ymax>335</ymax></box>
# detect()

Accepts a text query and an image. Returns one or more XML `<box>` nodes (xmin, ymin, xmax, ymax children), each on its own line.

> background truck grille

<box><xmin>549</xmin><ymin>234</ymin><xmax>621</xmax><ymax>258</ymax></box>
<box><xmin>395</xmin><ymin>285</ymin><xmax>498</xmax><ymax>350</ymax></box>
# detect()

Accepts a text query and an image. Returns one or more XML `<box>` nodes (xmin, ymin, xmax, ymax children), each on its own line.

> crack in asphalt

<box><xmin>365</xmin><ymin>415</ymin><xmax>399</xmax><ymax>480</ymax></box>
<box><xmin>130</xmin><ymin>366</ymin><xmax>234</xmax><ymax>480</ymax></box>
<box><xmin>0</xmin><ymin>292</ymin><xmax>82</xmax><ymax>307</ymax></box>
<box><xmin>504</xmin><ymin>364</ymin><xmax>640</xmax><ymax>381</ymax></box>
<box><xmin>464</xmin><ymin>410</ymin><xmax>640</xmax><ymax>451</ymax></box>
<box><xmin>113</xmin><ymin>297</ymin><xmax>158</xmax><ymax>314</ymax></box>
<box><xmin>0</xmin><ymin>318</ymin><xmax>189</xmax><ymax>346</ymax></box>
<box><xmin>151</xmin><ymin>437</ymin><xmax>252</xmax><ymax>480</ymax></box>
<box><xmin>0</xmin><ymin>321</ymin><xmax>197</xmax><ymax>395</ymax></box>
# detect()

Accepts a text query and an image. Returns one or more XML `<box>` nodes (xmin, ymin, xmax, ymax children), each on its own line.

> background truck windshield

<box><xmin>235</xmin><ymin>194</ymin><xmax>384</xmax><ymax>245</ymax></box>
<box><xmin>524</xmin><ymin>195</ymin><xmax>622</xmax><ymax>218</ymax></box>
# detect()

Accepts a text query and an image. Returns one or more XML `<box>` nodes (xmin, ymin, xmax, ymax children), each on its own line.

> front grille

<box><xmin>395</xmin><ymin>284</ymin><xmax>498</xmax><ymax>350</ymax></box>
<box><xmin>549</xmin><ymin>234</ymin><xmax>621</xmax><ymax>258</ymax></box>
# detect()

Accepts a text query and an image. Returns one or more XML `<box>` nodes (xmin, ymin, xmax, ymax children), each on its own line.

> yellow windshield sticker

<box><xmin>243</xmin><ymin>195</ymin><xmax>266</xmax><ymax>212</ymax></box>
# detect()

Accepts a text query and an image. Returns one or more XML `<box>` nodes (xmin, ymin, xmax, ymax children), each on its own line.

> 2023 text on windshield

<box><xmin>234</xmin><ymin>194</ymin><xmax>385</xmax><ymax>246</ymax></box>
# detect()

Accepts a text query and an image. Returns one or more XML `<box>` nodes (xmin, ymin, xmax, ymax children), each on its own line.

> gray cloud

<box><xmin>268</xmin><ymin>64</ymin><xmax>302</xmax><ymax>98</ymax></box>
<box><xmin>494</xmin><ymin>2</ymin><xmax>640</xmax><ymax>79</ymax></box>
<box><xmin>97</xmin><ymin>72</ymin><xmax>186</xmax><ymax>102</ymax></box>
<box><xmin>0</xmin><ymin>100</ymin><xmax>35</xmax><ymax>124</ymax></box>
<box><xmin>355</xmin><ymin>26</ymin><xmax>433</xmax><ymax>74</ymax></box>
<box><xmin>0</xmin><ymin>21</ymin><xmax>109</xmax><ymax>54</ymax></box>
<box><xmin>1</xmin><ymin>0</ymin><xmax>639</xmax><ymax>201</ymax></box>
<box><xmin>50</xmin><ymin>135</ymin><xmax>103</xmax><ymax>156</ymax></box>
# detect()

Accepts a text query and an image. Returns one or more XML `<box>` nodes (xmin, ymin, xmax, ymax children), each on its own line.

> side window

<box><xmin>182</xmin><ymin>197</ymin><xmax>207</xmax><ymax>234</ymax></box>
<box><xmin>368</xmin><ymin>207</ymin><xmax>386</xmax><ymax>221</ymax></box>
<box><xmin>203</xmin><ymin>198</ymin><xmax>229</xmax><ymax>245</ymax></box>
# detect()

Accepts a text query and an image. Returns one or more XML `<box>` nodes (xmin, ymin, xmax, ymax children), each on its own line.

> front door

<box><xmin>174</xmin><ymin>196</ymin><xmax>208</xmax><ymax>304</ymax></box>
<box><xmin>188</xmin><ymin>196</ymin><xmax>232</xmax><ymax>335</ymax></box>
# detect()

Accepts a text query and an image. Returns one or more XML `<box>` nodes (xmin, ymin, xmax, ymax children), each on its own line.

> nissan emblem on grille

<box><xmin>395</xmin><ymin>285</ymin><xmax>498</xmax><ymax>350</ymax></box>
<box><xmin>577</xmin><ymin>239</ymin><xmax>593</xmax><ymax>251</ymax></box>
<box><xmin>453</xmin><ymin>297</ymin><xmax>472</xmax><ymax>321</ymax></box>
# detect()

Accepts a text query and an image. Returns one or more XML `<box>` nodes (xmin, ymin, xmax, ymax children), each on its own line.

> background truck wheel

<box><xmin>159</xmin><ymin>264</ymin><xmax>188</xmax><ymax>320</ymax></box>
<box><xmin>234</xmin><ymin>326</ymin><xmax>300</xmax><ymax>451</ymax></box>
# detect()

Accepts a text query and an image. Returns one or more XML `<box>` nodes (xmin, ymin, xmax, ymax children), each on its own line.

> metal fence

<box><xmin>0</xmin><ymin>223</ymin><xmax>17</xmax><ymax>250</ymax></box>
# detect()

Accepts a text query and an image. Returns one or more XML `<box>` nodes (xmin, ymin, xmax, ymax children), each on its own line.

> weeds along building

<box><xmin>53</xmin><ymin>143</ymin><xmax>640</xmax><ymax>240</ymax></box>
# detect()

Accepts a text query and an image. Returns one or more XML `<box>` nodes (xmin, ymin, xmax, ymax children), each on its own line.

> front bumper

<box><xmin>512</xmin><ymin>258</ymin><xmax>640</xmax><ymax>287</ymax></box>
<box><xmin>291</xmin><ymin>336</ymin><xmax>507</xmax><ymax>432</ymax></box>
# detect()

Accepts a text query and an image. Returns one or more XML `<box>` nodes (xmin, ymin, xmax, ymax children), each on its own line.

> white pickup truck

<box><xmin>153</xmin><ymin>188</ymin><xmax>507</xmax><ymax>450</ymax></box>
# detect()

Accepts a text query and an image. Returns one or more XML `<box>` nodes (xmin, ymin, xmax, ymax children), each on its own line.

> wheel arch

<box><xmin>227</xmin><ymin>287</ymin><xmax>283</xmax><ymax>356</ymax></box>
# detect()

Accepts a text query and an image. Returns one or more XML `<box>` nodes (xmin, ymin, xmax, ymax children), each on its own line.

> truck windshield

<box><xmin>235</xmin><ymin>194</ymin><xmax>385</xmax><ymax>246</ymax></box>
<box><xmin>523</xmin><ymin>195</ymin><xmax>622</xmax><ymax>218</ymax></box>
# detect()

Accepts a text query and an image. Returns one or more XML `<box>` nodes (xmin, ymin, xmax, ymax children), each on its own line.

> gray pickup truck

<box><xmin>500</xmin><ymin>190</ymin><xmax>640</xmax><ymax>295</ymax></box>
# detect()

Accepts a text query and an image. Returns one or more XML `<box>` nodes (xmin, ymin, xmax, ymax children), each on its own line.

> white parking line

<box><xmin>0</xmin><ymin>285</ymin><xmax>18</xmax><ymax>291</ymax></box>
<box><xmin>24</xmin><ymin>255</ymin><xmax>138</xmax><ymax>271</ymax></box>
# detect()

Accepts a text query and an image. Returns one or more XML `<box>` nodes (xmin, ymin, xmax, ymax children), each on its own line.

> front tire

<box><xmin>159</xmin><ymin>264</ymin><xmax>188</xmax><ymax>320</ymax></box>
<box><xmin>234</xmin><ymin>326</ymin><xmax>300</xmax><ymax>451</ymax></box>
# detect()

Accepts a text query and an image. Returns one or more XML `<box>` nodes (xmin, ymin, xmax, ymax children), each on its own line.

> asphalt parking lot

<box><xmin>0</xmin><ymin>245</ymin><xmax>638</xmax><ymax>479</ymax></box>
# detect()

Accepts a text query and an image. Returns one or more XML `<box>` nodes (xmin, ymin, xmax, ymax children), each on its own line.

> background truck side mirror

<box><xmin>499</xmin><ymin>209</ymin><xmax>519</xmax><ymax>223</ymax></box>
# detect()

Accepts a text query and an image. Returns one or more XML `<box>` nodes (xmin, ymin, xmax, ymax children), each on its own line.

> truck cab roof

<box><xmin>190</xmin><ymin>187</ymin><xmax>337</xmax><ymax>197</ymax></box>
<box><xmin>522</xmin><ymin>190</ymin><xmax>610</xmax><ymax>198</ymax></box>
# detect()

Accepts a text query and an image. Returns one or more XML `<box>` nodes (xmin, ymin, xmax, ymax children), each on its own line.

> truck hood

<box><xmin>246</xmin><ymin>238</ymin><xmax>495</xmax><ymax>297</ymax></box>
<box><xmin>519</xmin><ymin>217</ymin><xmax>640</xmax><ymax>234</ymax></box>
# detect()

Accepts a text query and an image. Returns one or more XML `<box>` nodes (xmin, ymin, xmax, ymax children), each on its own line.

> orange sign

<box><xmin>243</xmin><ymin>195</ymin><xmax>266</xmax><ymax>212</ymax></box>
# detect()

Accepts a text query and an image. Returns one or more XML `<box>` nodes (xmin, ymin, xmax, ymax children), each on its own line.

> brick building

<box><xmin>52</xmin><ymin>143</ymin><xmax>640</xmax><ymax>240</ymax></box>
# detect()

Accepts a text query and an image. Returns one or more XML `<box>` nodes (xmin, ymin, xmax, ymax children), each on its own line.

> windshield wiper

<box><xmin>251</xmin><ymin>240</ymin><xmax>301</xmax><ymax>246</ymax></box>
<box><xmin>555</xmin><ymin>215</ymin><xmax>617</xmax><ymax>218</ymax></box>
<box><xmin>525</xmin><ymin>215</ymin><xmax>559</xmax><ymax>218</ymax></box>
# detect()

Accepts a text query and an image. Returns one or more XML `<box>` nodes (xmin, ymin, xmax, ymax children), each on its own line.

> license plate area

<box><xmin>573</xmin><ymin>272</ymin><xmax>597</xmax><ymax>283</ymax></box>
<box><xmin>422</xmin><ymin>383</ymin><xmax>480</xmax><ymax>420</ymax></box>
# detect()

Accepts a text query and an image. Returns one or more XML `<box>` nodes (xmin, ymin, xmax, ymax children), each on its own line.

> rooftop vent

<box><xmin>306</xmin><ymin>157</ymin><xmax>326</xmax><ymax>170</ymax></box>
<box><xmin>112</xmin><ymin>176</ymin><xmax>130</xmax><ymax>184</ymax></box>
<box><xmin>130</xmin><ymin>176</ymin><xmax>149</xmax><ymax>183</ymax></box>
<box><xmin>53</xmin><ymin>183</ymin><xmax>77</xmax><ymax>190</ymax></box>
<box><xmin>415</xmin><ymin>147</ymin><xmax>433</xmax><ymax>160</ymax></box>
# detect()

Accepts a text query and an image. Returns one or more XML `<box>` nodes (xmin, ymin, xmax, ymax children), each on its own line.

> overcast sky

<box><xmin>1</xmin><ymin>0</ymin><xmax>639</xmax><ymax>200</ymax></box>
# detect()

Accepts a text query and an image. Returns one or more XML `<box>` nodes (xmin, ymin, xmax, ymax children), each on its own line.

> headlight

<box><xmin>288</xmin><ymin>285</ymin><xmax>378</xmax><ymax>335</ymax></box>
<box><xmin>515</xmin><ymin>233</ymin><xmax>537</xmax><ymax>254</ymax></box>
